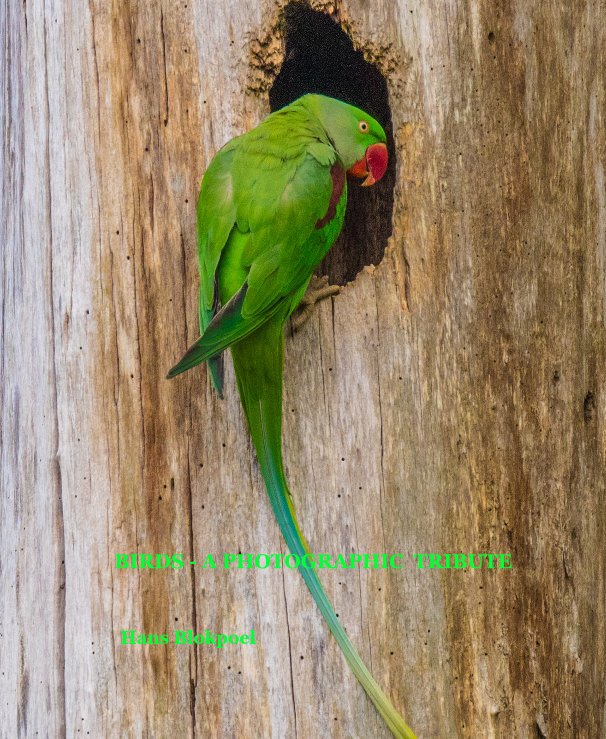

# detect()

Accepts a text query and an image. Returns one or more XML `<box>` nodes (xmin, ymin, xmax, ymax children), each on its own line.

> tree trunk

<box><xmin>2</xmin><ymin>1</ymin><xmax>604</xmax><ymax>737</ymax></box>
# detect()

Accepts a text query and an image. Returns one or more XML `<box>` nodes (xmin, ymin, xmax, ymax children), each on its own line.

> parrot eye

<box><xmin>358</xmin><ymin>120</ymin><xmax>369</xmax><ymax>133</ymax></box>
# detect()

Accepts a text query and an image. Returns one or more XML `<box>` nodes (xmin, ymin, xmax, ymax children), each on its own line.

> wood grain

<box><xmin>1</xmin><ymin>0</ymin><xmax>605</xmax><ymax>737</ymax></box>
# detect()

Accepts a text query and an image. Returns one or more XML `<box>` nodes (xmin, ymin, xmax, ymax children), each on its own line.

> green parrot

<box><xmin>168</xmin><ymin>93</ymin><xmax>415</xmax><ymax>739</ymax></box>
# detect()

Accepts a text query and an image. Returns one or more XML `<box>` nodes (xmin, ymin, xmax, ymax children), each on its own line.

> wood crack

<box><xmin>43</xmin><ymin>5</ymin><xmax>67</xmax><ymax>735</ymax></box>
<box><xmin>280</xmin><ymin>568</ymin><xmax>299</xmax><ymax>738</ymax></box>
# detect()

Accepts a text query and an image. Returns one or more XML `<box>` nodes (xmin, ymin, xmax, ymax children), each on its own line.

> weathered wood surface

<box><xmin>1</xmin><ymin>0</ymin><xmax>605</xmax><ymax>736</ymax></box>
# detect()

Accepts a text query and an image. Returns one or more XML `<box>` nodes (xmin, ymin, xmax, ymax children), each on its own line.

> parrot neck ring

<box><xmin>347</xmin><ymin>142</ymin><xmax>388</xmax><ymax>187</ymax></box>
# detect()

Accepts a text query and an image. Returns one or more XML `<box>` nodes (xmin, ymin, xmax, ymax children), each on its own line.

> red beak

<box><xmin>347</xmin><ymin>142</ymin><xmax>388</xmax><ymax>187</ymax></box>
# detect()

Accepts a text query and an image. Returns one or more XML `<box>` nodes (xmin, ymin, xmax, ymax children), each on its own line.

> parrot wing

<box><xmin>197</xmin><ymin>138</ymin><xmax>239</xmax><ymax>330</ymax></box>
<box><xmin>233</xmin><ymin>135</ymin><xmax>337</xmax><ymax>319</ymax></box>
<box><xmin>168</xmin><ymin>122</ymin><xmax>340</xmax><ymax>380</ymax></box>
<box><xmin>196</xmin><ymin>139</ymin><xmax>241</xmax><ymax>395</ymax></box>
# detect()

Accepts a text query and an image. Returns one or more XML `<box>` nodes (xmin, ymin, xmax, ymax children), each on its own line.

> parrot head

<box><xmin>302</xmin><ymin>94</ymin><xmax>388</xmax><ymax>186</ymax></box>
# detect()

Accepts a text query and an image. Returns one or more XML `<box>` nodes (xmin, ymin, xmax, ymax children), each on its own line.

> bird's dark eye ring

<box><xmin>359</xmin><ymin>120</ymin><xmax>369</xmax><ymax>133</ymax></box>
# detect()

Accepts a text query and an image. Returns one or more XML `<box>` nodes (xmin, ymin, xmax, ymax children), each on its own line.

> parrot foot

<box><xmin>292</xmin><ymin>275</ymin><xmax>340</xmax><ymax>331</ymax></box>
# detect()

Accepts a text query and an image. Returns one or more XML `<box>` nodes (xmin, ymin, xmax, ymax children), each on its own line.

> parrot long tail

<box><xmin>230</xmin><ymin>318</ymin><xmax>416</xmax><ymax>739</ymax></box>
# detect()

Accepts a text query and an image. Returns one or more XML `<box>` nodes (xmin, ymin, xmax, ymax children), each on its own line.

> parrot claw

<box><xmin>292</xmin><ymin>275</ymin><xmax>340</xmax><ymax>331</ymax></box>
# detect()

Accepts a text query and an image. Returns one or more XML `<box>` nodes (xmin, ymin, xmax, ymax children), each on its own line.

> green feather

<box><xmin>169</xmin><ymin>94</ymin><xmax>415</xmax><ymax>738</ymax></box>
<box><xmin>231</xmin><ymin>318</ymin><xmax>415</xmax><ymax>739</ymax></box>
<box><xmin>196</xmin><ymin>139</ymin><xmax>238</xmax><ymax>395</ymax></box>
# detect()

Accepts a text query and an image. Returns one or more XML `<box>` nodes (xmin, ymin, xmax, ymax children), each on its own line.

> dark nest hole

<box><xmin>269</xmin><ymin>2</ymin><xmax>396</xmax><ymax>285</ymax></box>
